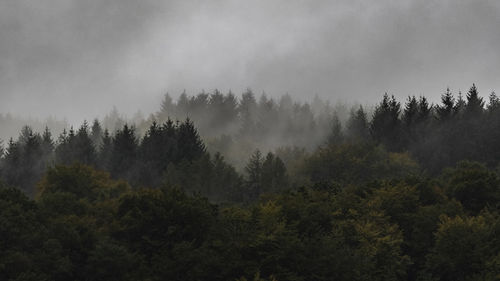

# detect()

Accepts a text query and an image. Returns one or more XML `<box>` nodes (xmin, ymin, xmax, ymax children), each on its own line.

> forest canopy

<box><xmin>2</xmin><ymin>85</ymin><xmax>500</xmax><ymax>280</ymax></box>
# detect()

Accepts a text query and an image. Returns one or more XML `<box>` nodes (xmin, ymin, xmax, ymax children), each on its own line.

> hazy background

<box><xmin>1</xmin><ymin>0</ymin><xmax>499</xmax><ymax>123</ymax></box>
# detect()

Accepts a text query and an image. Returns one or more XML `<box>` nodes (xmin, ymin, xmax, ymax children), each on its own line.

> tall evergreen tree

<box><xmin>454</xmin><ymin>91</ymin><xmax>466</xmax><ymax>116</ymax></box>
<box><xmin>74</xmin><ymin>121</ymin><xmax>97</xmax><ymax>165</ymax></box>
<box><xmin>110</xmin><ymin>124</ymin><xmax>138</xmax><ymax>180</ymax></box>
<box><xmin>370</xmin><ymin>93</ymin><xmax>402</xmax><ymax>151</ymax></box>
<box><xmin>41</xmin><ymin>126</ymin><xmax>54</xmax><ymax>158</ymax></box>
<box><xmin>177</xmin><ymin>119</ymin><xmax>206</xmax><ymax>162</ymax></box>
<box><xmin>465</xmin><ymin>84</ymin><xmax>484</xmax><ymax>117</ymax></box>
<box><xmin>239</xmin><ymin>89</ymin><xmax>258</xmax><ymax>136</ymax></box>
<box><xmin>97</xmin><ymin>129</ymin><xmax>113</xmax><ymax>171</ymax></box>
<box><xmin>328</xmin><ymin>113</ymin><xmax>344</xmax><ymax>144</ymax></box>
<box><xmin>245</xmin><ymin>150</ymin><xmax>263</xmax><ymax>200</ymax></box>
<box><xmin>403</xmin><ymin>96</ymin><xmax>419</xmax><ymax>128</ymax></box>
<box><xmin>261</xmin><ymin>152</ymin><xmax>288</xmax><ymax>193</ymax></box>
<box><xmin>436</xmin><ymin>88</ymin><xmax>455</xmax><ymax>121</ymax></box>
<box><xmin>158</xmin><ymin>92</ymin><xmax>175</xmax><ymax>121</ymax></box>
<box><xmin>90</xmin><ymin>119</ymin><xmax>103</xmax><ymax>149</ymax></box>
<box><xmin>487</xmin><ymin>92</ymin><xmax>500</xmax><ymax>112</ymax></box>
<box><xmin>346</xmin><ymin>105</ymin><xmax>369</xmax><ymax>140</ymax></box>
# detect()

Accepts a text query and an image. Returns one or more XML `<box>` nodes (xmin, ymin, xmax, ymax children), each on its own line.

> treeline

<box><xmin>3</xmin><ymin>84</ymin><xmax>500</xmax><ymax>279</ymax></box>
<box><xmin>348</xmin><ymin>84</ymin><xmax>500</xmax><ymax>173</ymax></box>
<box><xmin>144</xmin><ymin>90</ymin><xmax>348</xmax><ymax>169</ymax></box>
<box><xmin>141</xmin><ymin>85</ymin><xmax>500</xmax><ymax>173</ymax></box>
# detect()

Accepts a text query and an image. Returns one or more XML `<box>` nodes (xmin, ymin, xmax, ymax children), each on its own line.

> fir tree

<box><xmin>436</xmin><ymin>88</ymin><xmax>455</xmax><ymax>121</ymax></box>
<box><xmin>346</xmin><ymin>105</ymin><xmax>369</xmax><ymax>140</ymax></box>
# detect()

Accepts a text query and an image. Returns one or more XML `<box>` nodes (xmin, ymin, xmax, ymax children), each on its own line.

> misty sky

<box><xmin>1</xmin><ymin>0</ymin><xmax>500</xmax><ymax>123</ymax></box>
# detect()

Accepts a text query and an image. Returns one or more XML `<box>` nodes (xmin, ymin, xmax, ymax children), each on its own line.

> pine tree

<box><xmin>346</xmin><ymin>105</ymin><xmax>369</xmax><ymax>140</ymax></box>
<box><xmin>436</xmin><ymin>88</ymin><xmax>455</xmax><ymax>121</ymax></box>
<box><xmin>487</xmin><ymin>92</ymin><xmax>500</xmax><ymax>112</ymax></box>
<box><xmin>177</xmin><ymin>91</ymin><xmax>190</xmax><ymax>117</ymax></box>
<box><xmin>90</xmin><ymin>119</ymin><xmax>103</xmax><ymax>149</ymax></box>
<box><xmin>74</xmin><ymin>121</ymin><xmax>97</xmax><ymax>165</ymax></box>
<box><xmin>110</xmin><ymin>124</ymin><xmax>138</xmax><ymax>180</ymax></box>
<box><xmin>328</xmin><ymin>113</ymin><xmax>344</xmax><ymax>144</ymax></box>
<box><xmin>417</xmin><ymin>96</ymin><xmax>431</xmax><ymax>123</ymax></box>
<box><xmin>2</xmin><ymin>138</ymin><xmax>21</xmax><ymax>189</ymax></box>
<box><xmin>177</xmin><ymin>119</ymin><xmax>206</xmax><ymax>162</ymax></box>
<box><xmin>465</xmin><ymin>84</ymin><xmax>484</xmax><ymax>117</ymax></box>
<box><xmin>239</xmin><ymin>89</ymin><xmax>258</xmax><ymax>136</ymax></box>
<box><xmin>98</xmin><ymin>129</ymin><xmax>113</xmax><ymax>170</ymax></box>
<box><xmin>40</xmin><ymin>126</ymin><xmax>54</xmax><ymax>167</ymax></box>
<box><xmin>261</xmin><ymin>153</ymin><xmax>288</xmax><ymax>193</ymax></box>
<box><xmin>158</xmin><ymin>92</ymin><xmax>175</xmax><ymax>121</ymax></box>
<box><xmin>245</xmin><ymin>150</ymin><xmax>263</xmax><ymax>200</ymax></box>
<box><xmin>403</xmin><ymin>96</ymin><xmax>419</xmax><ymax>128</ymax></box>
<box><xmin>370</xmin><ymin>93</ymin><xmax>402</xmax><ymax>151</ymax></box>
<box><xmin>454</xmin><ymin>91</ymin><xmax>466</xmax><ymax>116</ymax></box>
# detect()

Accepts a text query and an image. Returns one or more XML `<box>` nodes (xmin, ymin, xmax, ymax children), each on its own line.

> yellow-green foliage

<box><xmin>304</xmin><ymin>142</ymin><xmax>419</xmax><ymax>185</ymax></box>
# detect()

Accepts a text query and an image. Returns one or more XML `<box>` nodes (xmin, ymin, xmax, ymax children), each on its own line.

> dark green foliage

<box><xmin>327</xmin><ymin>113</ymin><xmax>343</xmax><ymax>144</ymax></box>
<box><xmin>90</xmin><ymin>119</ymin><xmax>103</xmax><ymax>149</ymax></box>
<box><xmin>261</xmin><ymin>153</ymin><xmax>288</xmax><ymax>194</ymax></box>
<box><xmin>370</xmin><ymin>93</ymin><xmax>402</xmax><ymax>151</ymax></box>
<box><xmin>441</xmin><ymin>161</ymin><xmax>500</xmax><ymax>214</ymax></box>
<box><xmin>3</xmin><ymin>86</ymin><xmax>500</xmax><ymax>280</ymax></box>
<box><xmin>109</xmin><ymin>124</ymin><xmax>138</xmax><ymax>181</ymax></box>
<box><xmin>465</xmin><ymin>84</ymin><xmax>484</xmax><ymax>117</ymax></box>
<box><xmin>436</xmin><ymin>88</ymin><xmax>455</xmax><ymax>121</ymax></box>
<box><xmin>55</xmin><ymin>122</ymin><xmax>97</xmax><ymax>166</ymax></box>
<box><xmin>304</xmin><ymin>142</ymin><xmax>419</xmax><ymax>185</ymax></box>
<box><xmin>1</xmin><ymin>127</ymin><xmax>49</xmax><ymax>196</ymax></box>
<box><xmin>177</xmin><ymin>119</ymin><xmax>206</xmax><ymax>161</ymax></box>
<box><xmin>245</xmin><ymin>150</ymin><xmax>263</xmax><ymax>200</ymax></box>
<box><xmin>346</xmin><ymin>105</ymin><xmax>369</xmax><ymax>140</ymax></box>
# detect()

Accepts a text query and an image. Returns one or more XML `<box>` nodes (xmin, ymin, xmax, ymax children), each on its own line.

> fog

<box><xmin>1</xmin><ymin>0</ymin><xmax>500</xmax><ymax>124</ymax></box>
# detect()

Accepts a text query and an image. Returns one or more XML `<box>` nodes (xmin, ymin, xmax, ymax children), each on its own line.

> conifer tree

<box><xmin>110</xmin><ymin>124</ymin><xmax>138</xmax><ymax>180</ymax></box>
<box><xmin>177</xmin><ymin>119</ymin><xmax>205</xmax><ymax>162</ymax></box>
<box><xmin>328</xmin><ymin>113</ymin><xmax>344</xmax><ymax>144</ymax></box>
<box><xmin>454</xmin><ymin>91</ymin><xmax>466</xmax><ymax>116</ymax></box>
<box><xmin>261</xmin><ymin>153</ymin><xmax>288</xmax><ymax>193</ymax></box>
<box><xmin>158</xmin><ymin>92</ymin><xmax>175</xmax><ymax>121</ymax></box>
<box><xmin>346</xmin><ymin>105</ymin><xmax>369</xmax><ymax>140</ymax></box>
<box><xmin>465</xmin><ymin>84</ymin><xmax>484</xmax><ymax>117</ymax></box>
<box><xmin>436</xmin><ymin>88</ymin><xmax>455</xmax><ymax>121</ymax></box>
<box><xmin>417</xmin><ymin>96</ymin><xmax>431</xmax><ymax>123</ymax></box>
<box><xmin>74</xmin><ymin>121</ymin><xmax>97</xmax><ymax>165</ymax></box>
<box><xmin>487</xmin><ymin>92</ymin><xmax>500</xmax><ymax>112</ymax></box>
<box><xmin>90</xmin><ymin>119</ymin><xmax>103</xmax><ymax>149</ymax></box>
<box><xmin>403</xmin><ymin>96</ymin><xmax>419</xmax><ymax>128</ymax></box>
<box><xmin>239</xmin><ymin>89</ymin><xmax>258</xmax><ymax>136</ymax></box>
<box><xmin>245</xmin><ymin>150</ymin><xmax>263</xmax><ymax>200</ymax></box>
<box><xmin>370</xmin><ymin>93</ymin><xmax>402</xmax><ymax>151</ymax></box>
<box><xmin>41</xmin><ymin>126</ymin><xmax>54</xmax><ymax>157</ymax></box>
<box><xmin>2</xmin><ymin>138</ymin><xmax>21</xmax><ymax>187</ymax></box>
<box><xmin>98</xmin><ymin>129</ymin><xmax>113</xmax><ymax>170</ymax></box>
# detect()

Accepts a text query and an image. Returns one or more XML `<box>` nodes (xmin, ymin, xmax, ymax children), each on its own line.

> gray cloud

<box><xmin>1</xmin><ymin>0</ymin><xmax>499</xmax><ymax>123</ymax></box>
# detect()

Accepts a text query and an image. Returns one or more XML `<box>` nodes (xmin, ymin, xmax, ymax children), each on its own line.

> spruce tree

<box><xmin>370</xmin><ymin>93</ymin><xmax>402</xmax><ymax>151</ymax></box>
<box><xmin>328</xmin><ymin>113</ymin><xmax>344</xmax><ymax>144</ymax></box>
<box><xmin>436</xmin><ymin>88</ymin><xmax>455</xmax><ymax>121</ymax></box>
<box><xmin>90</xmin><ymin>119</ymin><xmax>103</xmax><ymax>149</ymax></box>
<box><xmin>110</xmin><ymin>124</ymin><xmax>138</xmax><ymax>180</ymax></box>
<box><xmin>245</xmin><ymin>150</ymin><xmax>263</xmax><ymax>200</ymax></box>
<box><xmin>465</xmin><ymin>84</ymin><xmax>484</xmax><ymax>117</ymax></box>
<box><xmin>346</xmin><ymin>105</ymin><xmax>369</xmax><ymax>140</ymax></box>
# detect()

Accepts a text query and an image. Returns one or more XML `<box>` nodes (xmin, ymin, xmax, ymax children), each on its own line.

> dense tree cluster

<box><xmin>2</xmin><ymin>158</ymin><xmax>500</xmax><ymax>280</ymax></box>
<box><xmin>2</xmin><ymin>84</ymin><xmax>500</xmax><ymax>280</ymax></box>
<box><xmin>357</xmin><ymin>85</ymin><xmax>500</xmax><ymax>173</ymax></box>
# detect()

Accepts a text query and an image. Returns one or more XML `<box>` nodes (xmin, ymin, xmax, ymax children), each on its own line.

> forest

<box><xmin>2</xmin><ymin>84</ymin><xmax>500</xmax><ymax>280</ymax></box>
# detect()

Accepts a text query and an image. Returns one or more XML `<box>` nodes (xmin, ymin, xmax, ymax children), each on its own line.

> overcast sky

<box><xmin>1</xmin><ymin>0</ymin><xmax>499</xmax><ymax>122</ymax></box>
